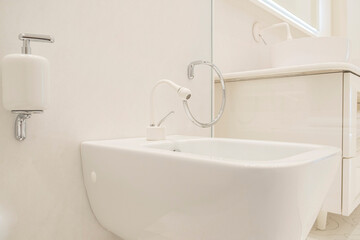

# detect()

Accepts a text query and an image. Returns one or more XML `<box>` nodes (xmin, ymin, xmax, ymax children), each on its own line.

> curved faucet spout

<box><xmin>149</xmin><ymin>79</ymin><xmax>191</xmax><ymax>126</ymax></box>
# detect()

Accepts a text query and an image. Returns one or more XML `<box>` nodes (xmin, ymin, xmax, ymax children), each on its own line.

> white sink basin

<box><xmin>81</xmin><ymin>136</ymin><xmax>341</xmax><ymax>240</ymax></box>
<box><xmin>271</xmin><ymin>37</ymin><xmax>350</xmax><ymax>67</ymax></box>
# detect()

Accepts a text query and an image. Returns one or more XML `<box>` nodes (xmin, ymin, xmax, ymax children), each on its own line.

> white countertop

<box><xmin>220</xmin><ymin>62</ymin><xmax>360</xmax><ymax>82</ymax></box>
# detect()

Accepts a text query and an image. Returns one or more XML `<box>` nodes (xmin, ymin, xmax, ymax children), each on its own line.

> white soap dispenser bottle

<box><xmin>1</xmin><ymin>33</ymin><xmax>54</xmax><ymax>141</ymax></box>
<box><xmin>2</xmin><ymin>33</ymin><xmax>54</xmax><ymax>111</ymax></box>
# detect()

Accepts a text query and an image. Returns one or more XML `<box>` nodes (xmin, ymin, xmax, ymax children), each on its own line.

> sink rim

<box><xmin>81</xmin><ymin>136</ymin><xmax>340</xmax><ymax>169</ymax></box>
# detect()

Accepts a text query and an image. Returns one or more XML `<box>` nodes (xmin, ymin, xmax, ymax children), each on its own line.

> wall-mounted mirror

<box><xmin>251</xmin><ymin>0</ymin><xmax>331</xmax><ymax>36</ymax></box>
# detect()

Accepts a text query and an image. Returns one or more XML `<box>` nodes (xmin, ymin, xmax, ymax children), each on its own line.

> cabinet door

<box><xmin>343</xmin><ymin>155</ymin><xmax>360</xmax><ymax>216</ymax></box>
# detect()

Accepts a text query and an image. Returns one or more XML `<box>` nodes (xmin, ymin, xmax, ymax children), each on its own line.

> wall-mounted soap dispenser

<box><xmin>1</xmin><ymin>33</ymin><xmax>54</xmax><ymax>141</ymax></box>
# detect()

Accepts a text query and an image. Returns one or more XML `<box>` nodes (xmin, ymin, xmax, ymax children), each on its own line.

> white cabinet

<box><xmin>343</xmin><ymin>73</ymin><xmax>360</xmax><ymax>158</ymax></box>
<box><xmin>215</xmin><ymin>68</ymin><xmax>360</xmax><ymax>216</ymax></box>
<box><xmin>342</xmin><ymin>73</ymin><xmax>360</xmax><ymax>215</ymax></box>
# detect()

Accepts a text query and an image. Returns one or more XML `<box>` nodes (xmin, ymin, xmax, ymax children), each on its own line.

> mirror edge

<box><xmin>250</xmin><ymin>0</ymin><xmax>331</xmax><ymax>37</ymax></box>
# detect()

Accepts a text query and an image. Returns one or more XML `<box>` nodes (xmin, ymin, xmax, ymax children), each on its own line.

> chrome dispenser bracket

<box><xmin>18</xmin><ymin>33</ymin><xmax>55</xmax><ymax>54</ymax></box>
<box><xmin>12</xmin><ymin>110</ymin><xmax>43</xmax><ymax>141</ymax></box>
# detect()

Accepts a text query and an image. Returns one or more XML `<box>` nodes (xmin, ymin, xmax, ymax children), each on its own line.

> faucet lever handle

<box><xmin>18</xmin><ymin>33</ymin><xmax>55</xmax><ymax>54</ymax></box>
<box><xmin>19</xmin><ymin>33</ymin><xmax>55</xmax><ymax>43</ymax></box>
<box><xmin>157</xmin><ymin>111</ymin><xmax>175</xmax><ymax>127</ymax></box>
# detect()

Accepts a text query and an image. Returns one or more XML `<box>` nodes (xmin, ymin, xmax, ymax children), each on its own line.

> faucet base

<box><xmin>146</xmin><ymin>126</ymin><xmax>166</xmax><ymax>141</ymax></box>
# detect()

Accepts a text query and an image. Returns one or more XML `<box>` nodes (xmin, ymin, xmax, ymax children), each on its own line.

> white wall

<box><xmin>332</xmin><ymin>0</ymin><xmax>360</xmax><ymax>61</ymax></box>
<box><xmin>345</xmin><ymin>0</ymin><xmax>360</xmax><ymax>60</ymax></box>
<box><xmin>0</xmin><ymin>0</ymin><xmax>212</xmax><ymax>239</ymax></box>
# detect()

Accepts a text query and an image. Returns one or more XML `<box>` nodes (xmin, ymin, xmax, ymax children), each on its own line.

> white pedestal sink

<box><xmin>81</xmin><ymin>136</ymin><xmax>341</xmax><ymax>240</ymax></box>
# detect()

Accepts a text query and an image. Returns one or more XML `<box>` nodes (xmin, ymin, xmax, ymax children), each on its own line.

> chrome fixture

<box><xmin>19</xmin><ymin>33</ymin><xmax>55</xmax><ymax>54</ymax></box>
<box><xmin>184</xmin><ymin>60</ymin><xmax>226</xmax><ymax>128</ymax></box>
<box><xmin>12</xmin><ymin>110</ymin><xmax>43</xmax><ymax>141</ymax></box>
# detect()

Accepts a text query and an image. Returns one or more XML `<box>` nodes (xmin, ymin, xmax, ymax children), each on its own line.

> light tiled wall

<box><xmin>0</xmin><ymin>0</ymin><xmax>212</xmax><ymax>239</ymax></box>
<box><xmin>346</xmin><ymin>0</ymin><xmax>360</xmax><ymax>60</ymax></box>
